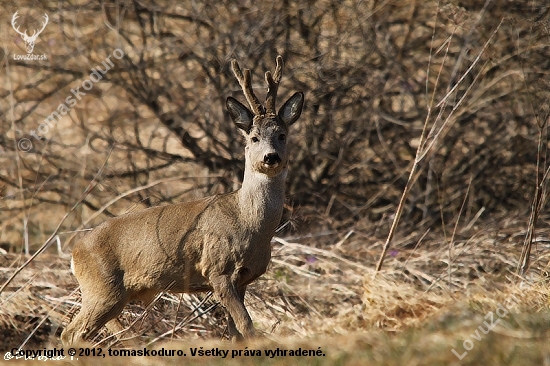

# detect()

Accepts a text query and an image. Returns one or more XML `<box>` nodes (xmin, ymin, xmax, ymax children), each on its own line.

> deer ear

<box><xmin>227</xmin><ymin>97</ymin><xmax>254</xmax><ymax>133</ymax></box>
<box><xmin>278</xmin><ymin>92</ymin><xmax>304</xmax><ymax>126</ymax></box>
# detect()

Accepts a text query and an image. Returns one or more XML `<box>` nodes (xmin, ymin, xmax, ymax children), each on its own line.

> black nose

<box><xmin>264</xmin><ymin>153</ymin><xmax>281</xmax><ymax>165</ymax></box>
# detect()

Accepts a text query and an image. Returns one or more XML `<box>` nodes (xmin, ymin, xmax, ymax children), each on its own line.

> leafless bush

<box><xmin>0</xmin><ymin>0</ymin><xmax>549</xmax><ymax>252</ymax></box>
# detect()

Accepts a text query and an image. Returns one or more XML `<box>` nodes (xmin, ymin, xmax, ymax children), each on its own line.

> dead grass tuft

<box><xmin>362</xmin><ymin>274</ymin><xmax>452</xmax><ymax>330</ymax></box>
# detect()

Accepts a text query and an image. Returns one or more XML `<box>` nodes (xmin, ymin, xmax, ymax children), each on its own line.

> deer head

<box><xmin>11</xmin><ymin>11</ymin><xmax>49</xmax><ymax>54</ymax></box>
<box><xmin>227</xmin><ymin>56</ymin><xmax>304</xmax><ymax>178</ymax></box>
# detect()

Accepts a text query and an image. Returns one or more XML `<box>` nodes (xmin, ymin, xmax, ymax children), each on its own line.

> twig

<box><xmin>145</xmin><ymin>293</ymin><xmax>216</xmax><ymax>346</ymax></box>
<box><xmin>18</xmin><ymin>287</ymin><xmax>81</xmax><ymax>350</ymax></box>
<box><xmin>374</xmin><ymin>16</ymin><xmax>503</xmax><ymax>275</ymax></box>
<box><xmin>0</xmin><ymin>147</ymin><xmax>114</xmax><ymax>296</ymax></box>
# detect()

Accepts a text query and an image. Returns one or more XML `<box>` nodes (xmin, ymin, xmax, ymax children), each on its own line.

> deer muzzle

<box><xmin>263</xmin><ymin>153</ymin><xmax>281</xmax><ymax>166</ymax></box>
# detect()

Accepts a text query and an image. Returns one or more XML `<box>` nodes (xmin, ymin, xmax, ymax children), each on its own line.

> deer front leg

<box><xmin>210</xmin><ymin>275</ymin><xmax>255</xmax><ymax>339</ymax></box>
<box><xmin>227</xmin><ymin>284</ymin><xmax>248</xmax><ymax>341</ymax></box>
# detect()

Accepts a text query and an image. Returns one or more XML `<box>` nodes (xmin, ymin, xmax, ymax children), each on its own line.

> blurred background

<box><xmin>1</xmin><ymin>0</ymin><xmax>550</xmax><ymax>360</ymax></box>
<box><xmin>1</xmin><ymin>0</ymin><xmax>548</xmax><ymax>250</ymax></box>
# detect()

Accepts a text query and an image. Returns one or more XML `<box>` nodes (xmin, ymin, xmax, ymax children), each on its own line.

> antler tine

<box><xmin>11</xmin><ymin>11</ymin><xmax>28</xmax><ymax>37</ymax></box>
<box><xmin>30</xmin><ymin>13</ymin><xmax>49</xmax><ymax>39</ymax></box>
<box><xmin>231</xmin><ymin>59</ymin><xmax>264</xmax><ymax>115</ymax></box>
<box><xmin>11</xmin><ymin>11</ymin><xmax>19</xmax><ymax>27</ymax></box>
<box><xmin>265</xmin><ymin>55</ymin><xmax>284</xmax><ymax>114</ymax></box>
<box><xmin>40</xmin><ymin>14</ymin><xmax>49</xmax><ymax>30</ymax></box>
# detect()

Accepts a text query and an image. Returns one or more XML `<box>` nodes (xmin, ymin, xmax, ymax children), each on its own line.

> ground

<box><xmin>1</xmin><ymin>214</ymin><xmax>549</xmax><ymax>365</ymax></box>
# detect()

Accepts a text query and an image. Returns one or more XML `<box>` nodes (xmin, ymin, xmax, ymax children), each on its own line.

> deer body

<box><xmin>61</xmin><ymin>56</ymin><xmax>303</xmax><ymax>346</ymax></box>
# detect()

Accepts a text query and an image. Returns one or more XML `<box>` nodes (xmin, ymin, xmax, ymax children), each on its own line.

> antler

<box><xmin>231</xmin><ymin>60</ymin><xmax>265</xmax><ymax>115</ymax></box>
<box><xmin>11</xmin><ymin>11</ymin><xmax>28</xmax><ymax>38</ymax></box>
<box><xmin>31</xmin><ymin>13</ymin><xmax>49</xmax><ymax>39</ymax></box>
<box><xmin>265</xmin><ymin>56</ymin><xmax>284</xmax><ymax>114</ymax></box>
<box><xmin>11</xmin><ymin>12</ymin><xmax>48</xmax><ymax>40</ymax></box>
<box><xmin>231</xmin><ymin>56</ymin><xmax>286</xmax><ymax>115</ymax></box>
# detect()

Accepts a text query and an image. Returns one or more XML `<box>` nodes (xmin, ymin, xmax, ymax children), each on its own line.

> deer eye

<box><xmin>251</xmin><ymin>136</ymin><xmax>259</xmax><ymax>143</ymax></box>
<box><xmin>278</xmin><ymin>134</ymin><xmax>286</xmax><ymax>141</ymax></box>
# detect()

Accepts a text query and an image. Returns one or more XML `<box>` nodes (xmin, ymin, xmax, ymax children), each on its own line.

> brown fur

<box><xmin>61</xmin><ymin>56</ymin><xmax>304</xmax><ymax>346</ymax></box>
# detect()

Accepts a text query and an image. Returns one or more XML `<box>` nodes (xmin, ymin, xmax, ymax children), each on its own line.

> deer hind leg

<box><xmin>61</xmin><ymin>285</ymin><xmax>128</xmax><ymax>347</ymax></box>
<box><xmin>210</xmin><ymin>275</ymin><xmax>255</xmax><ymax>339</ymax></box>
<box><xmin>104</xmin><ymin>288</ymin><xmax>160</xmax><ymax>347</ymax></box>
<box><xmin>104</xmin><ymin>318</ymin><xmax>141</xmax><ymax>348</ymax></box>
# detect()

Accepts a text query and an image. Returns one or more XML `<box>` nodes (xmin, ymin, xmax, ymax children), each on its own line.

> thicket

<box><xmin>1</xmin><ymin>0</ymin><xmax>549</xmax><ymax>252</ymax></box>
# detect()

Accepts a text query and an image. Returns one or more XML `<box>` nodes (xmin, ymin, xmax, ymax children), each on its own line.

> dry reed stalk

<box><xmin>374</xmin><ymin>13</ymin><xmax>504</xmax><ymax>274</ymax></box>
<box><xmin>0</xmin><ymin>147</ymin><xmax>114</xmax><ymax>297</ymax></box>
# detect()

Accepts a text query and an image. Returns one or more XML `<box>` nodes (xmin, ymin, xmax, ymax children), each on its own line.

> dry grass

<box><xmin>2</xmin><ymin>0</ymin><xmax>550</xmax><ymax>364</ymax></box>
<box><xmin>1</xmin><ymin>213</ymin><xmax>550</xmax><ymax>364</ymax></box>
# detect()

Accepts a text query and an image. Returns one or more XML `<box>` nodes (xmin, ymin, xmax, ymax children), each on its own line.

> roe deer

<box><xmin>61</xmin><ymin>55</ymin><xmax>304</xmax><ymax>346</ymax></box>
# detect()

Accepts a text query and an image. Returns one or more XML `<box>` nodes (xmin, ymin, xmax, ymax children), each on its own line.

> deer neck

<box><xmin>238</xmin><ymin>166</ymin><xmax>286</xmax><ymax>230</ymax></box>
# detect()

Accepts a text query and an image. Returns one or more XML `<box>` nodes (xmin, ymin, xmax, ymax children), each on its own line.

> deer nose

<box><xmin>264</xmin><ymin>153</ymin><xmax>281</xmax><ymax>166</ymax></box>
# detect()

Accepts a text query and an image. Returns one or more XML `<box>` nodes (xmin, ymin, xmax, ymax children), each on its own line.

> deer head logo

<box><xmin>11</xmin><ymin>11</ymin><xmax>49</xmax><ymax>54</ymax></box>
